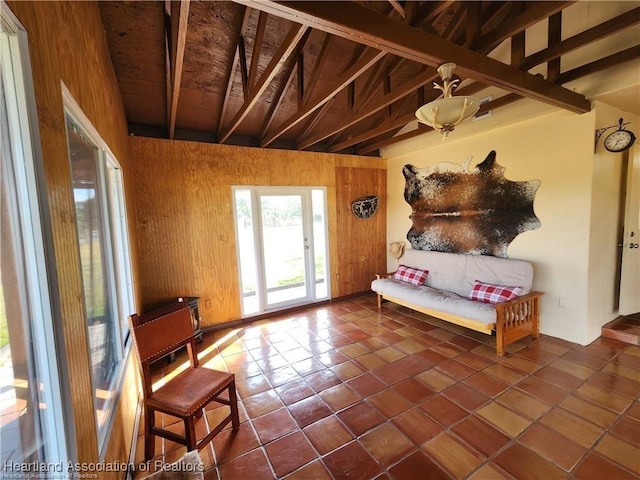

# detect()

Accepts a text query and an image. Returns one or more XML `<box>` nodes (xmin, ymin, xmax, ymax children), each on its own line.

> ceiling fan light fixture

<box><xmin>415</xmin><ymin>63</ymin><xmax>480</xmax><ymax>139</ymax></box>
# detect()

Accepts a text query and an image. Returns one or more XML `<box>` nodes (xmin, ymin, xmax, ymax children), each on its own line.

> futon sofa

<box><xmin>371</xmin><ymin>249</ymin><xmax>542</xmax><ymax>355</ymax></box>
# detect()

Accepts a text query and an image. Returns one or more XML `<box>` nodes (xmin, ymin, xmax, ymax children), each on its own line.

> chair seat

<box><xmin>148</xmin><ymin>367</ymin><xmax>233</xmax><ymax>417</ymax></box>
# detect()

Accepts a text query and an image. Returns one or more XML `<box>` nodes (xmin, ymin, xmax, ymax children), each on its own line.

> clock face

<box><xmin>604</xmin><ymin>129</ymin><xmax>636</xmax><ymax>152</ymax></box>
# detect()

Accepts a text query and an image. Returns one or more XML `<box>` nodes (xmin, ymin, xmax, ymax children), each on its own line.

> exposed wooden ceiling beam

<box><xmin>357</xmin><ymin>0</ymin><xmax>463</xmax><ymax>114</ymax></box>
<box><xmin>354</xmin><ymin>56</ymin><xmax>399</xmax><ymax>113</ymax></box>
<box><xmin>330</xmin><ymin>111</ymin><xmax>416</xmax><ymax>153</ymax></box>
<box><xmin>296</xmin><ymin>35</ymin><xmax>393</xmax><ymax>145</ymax></box>
<box><xmin>388</xmin><ymin>0</ymin><xmax>405</xmax><ymax>19</ymax></box>
<box><xmin>547</xmin><ymin>13</ymin><xmax>562</xmax><ymax>81</ymax></box>
<box><xmin>260</xmin><ymin>29</ymin><xmax>311</xmax><ymax>135</ymax></box>
<box><xmin>368</xmin><ymin>38</ymin><xmax>640</xmax><ymax>153</ymax></box>
<box><xmin>474</xmin><ymin>1</ymin><xmax>574</xmax><ymax>53</ymax></box>
<box><xmin>239</xmin><ymin>37</ymin><xmax>249</xmax><ymax>99</ymax></box>
<box><xmin>166</xmin><ymin>0</ymin><xmax>190</xmax><ymax>139</ymax></box>
<box><xmin>261</xmin><ymin>48</ymin><xmax>385</xmax><ymax>147</ymax></box>
<box><xmin>219</xmin><ymin>23</ymin><xmax>309</xmax><ymax>144</ymax></box>
<box><xmin>357</xmin><ymin>125</ymin><xmax>426</xmax><ymax>155</ymax></box>
<box><xmin>557</xmin><ymin>45</ymin><xmax>640</xmax><ymax>84</ymax></box>
<box><xmin>522</xmin><ymin>7</ymin><xmax>640</xmax><ymax>70</ymax></box>
<box><xmin>217</xmin><ymin>7</ymin><xmax>251</xmax><ymax>138</ymax></box>
<box><xmin>465</xmin><ymin>2</ymin><xmax>481</xmax><ymax>48</ymax></box>
<box><xmin>510</xmin><ymin>3</ymin><xmax>526</xmax><ymax>68</ymax></box>
<box><xmin>330</xmin><ymin>80</ymin><xmax>487</xmax><ymax>152</ymax></box>
<box><xmin>332</xmin><ymin>6</ymin><xmax>410</xmax><ymax>116</ymax></box>
<box><xmin>301</xmin><ymin>3</ymin><xmax>471</xmax><ymax>150</ymax></box>
<box><xmin>296</xmin><ymin>97</ymin><xmax>335</xmax><ymax>143</ymax></box>
<box><xmin>359</xmin><ymin>92</ymin><xmax>523</xmax><ymax>155</ymax></box>
<box><xmin>235</xmin><ymin>0</ymin><xmax>590</xmax><ymax>114</ymax></box>
<box><xmin>248</xmin><ymin>11</ymin><xmax>268</xmax><ymax>89</ymax></box>
<box><xmin>301</xmin><ymin>32</ymin><xmax>332</xmax><ymax>105</ymax></box>
<box><xmin>298</xmin><ymin>67</ymin><xmax>436</xmax><ymax>150</ymax></box>
<box><xmin>410</xmin><ymin>1</ymin><xmax>456</xmax><ymax>27</ymax></box>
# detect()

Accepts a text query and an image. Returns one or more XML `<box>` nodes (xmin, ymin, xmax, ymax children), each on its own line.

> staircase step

<box><xmin>602</xmin><ymin>315</ymin><xmax>640</xmax><ymax>346</ymax></box>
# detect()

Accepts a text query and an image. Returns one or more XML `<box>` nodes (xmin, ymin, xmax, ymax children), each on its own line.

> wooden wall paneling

<box><xmin>335</xmin><ymin>166</ymin><xmax>387</xmax><ymax>297</ymax></box>
<box><xmin>326</xmin><ymin>184</ymin><xmax>340</xmax><ymax>299</ymax></box>
<box><xmin>130</xmin><ymin>137</ymin><xmax>386</xmax><ymax>326</ymax></box>
<box><xmin>184</xmin><ymin>158</ymin><xmax>241</xmax><ymax>324</ymax></box>
<box><xmin>267</xmin><ymin>151</ymin><xmax>335</xmax><ymax>186</ymax></box>
<box><xmin>134</xmin><ymin>139</ymin><xmax>197</xmax><ymax>309</ymax></box>
<box><xmin>6</xmin><ymin>0</ymin><xmax>139</xmax><ymax>470</ymax></box>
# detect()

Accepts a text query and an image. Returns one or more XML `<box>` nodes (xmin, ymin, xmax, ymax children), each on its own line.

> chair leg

<box><xmin>144</xmin><ymin>406</ymin><xmax>156</xmax><ymax>461</ymax></box>
<box><xmin>185</xmin><ymin>417</ymin><xmax>197</xmax><ymax>451</ymax></box>
<box><xmin>229</xmin><ymin>380</ymin><xmax>240</xmax><ymax>430</ymax></box>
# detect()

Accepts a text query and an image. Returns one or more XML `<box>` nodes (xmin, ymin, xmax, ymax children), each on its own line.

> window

<box><xmin>1</xmin><ymin>8</ymin><xmax>68</xmax><ymax>466</ymax></box>
<box><xmin>63</xmin><ymin>88</ymin><xmax>134</xmax><ymax>454</ymax></box>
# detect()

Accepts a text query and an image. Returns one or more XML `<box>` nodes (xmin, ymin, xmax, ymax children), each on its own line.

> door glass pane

<box><xmin>260</xmin><ymin>195</ymin><xmax>307</xmax><ymax>306</ymax></box>
<box><xmin>312</xmin><ymin>189</ymin><xmax>328</xmax><ymax>299</ymax></box>
<box><xmin>235</xmin><ymin>189</ymin><xmax>259</xmax><ymax>315</ymax></box>
<box><xmin>66</xmin><ymin>118</ymin><xmax>119</xmax><ymax>437</ymax></box>
<box><xmin>233</xmin><ymin>187</ymin><xmax>329</xmax><ymax>316</ymax></box>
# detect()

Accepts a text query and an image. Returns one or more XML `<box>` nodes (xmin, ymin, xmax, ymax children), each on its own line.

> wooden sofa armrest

<box><xmin>375</xmin><ymin>272</ymin><xmax>396</xmax><ymax>280</ymax></box>
<box><xmin>494</xmin><ymin>291</ymin><xmax>543</xmax><ymax>355</ymax></box>
<box><xmin>374</xmin><ymin>272</ymin><xmax>397</xmax><ymax>308</ymax></box>
<box><xmin>500</xmin><ymin>291</ymin><xmax>543</xmax><ymax>306</ymax></box>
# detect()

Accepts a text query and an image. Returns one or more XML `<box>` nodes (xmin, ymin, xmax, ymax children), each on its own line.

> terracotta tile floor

<box><xmin>132</xmin><ymin>295</ymin><xmax>640</xmax><ymax>479</ymax></box>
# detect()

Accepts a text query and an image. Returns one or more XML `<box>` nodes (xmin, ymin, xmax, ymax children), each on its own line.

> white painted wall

<box><xmin>381</xmin><ymin>99</ymin><xmax>635</xmax><ymax>346</ymax></box>
<box><xmin>587</xmin><ymin>103</ymin><xmax>640</xmax><ymax>341</ymax></box>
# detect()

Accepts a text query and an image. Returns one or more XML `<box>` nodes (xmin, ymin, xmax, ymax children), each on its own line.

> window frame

<box><xmin>62</xmin><ymin>83</ymin><xmax>135</xmax><ymax>456</ymax></box>
<box><xmin>1</xmin><ymin>3</ymin><xmax>71</xmax><ymax>464</ymax></box>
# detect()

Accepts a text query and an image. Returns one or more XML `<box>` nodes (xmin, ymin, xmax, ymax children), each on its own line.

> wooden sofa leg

<box><xmin>377</xmin><ymin>294</ymin><xmax>382</xmax><ymax>309</ymax></box>
<box><xmin>532</xmin><ymin>301</ymin><xmax>541</xmax><ymax>339</ymax></box>
<box><xmin>496</xmin><ymin>327</ymin><xmax>505</xmax><ymax>356</ymax></box>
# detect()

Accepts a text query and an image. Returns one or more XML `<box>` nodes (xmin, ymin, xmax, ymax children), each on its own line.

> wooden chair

<box><xmin>129</xmin><ymin>304</ymin><xmax>239</xmax><ymax>461</ymax></box>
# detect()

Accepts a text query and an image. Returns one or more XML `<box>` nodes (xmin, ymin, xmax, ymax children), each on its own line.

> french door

<box><xmin>234</xmin><ymin>187</ymin><xmax>329</xmax><ymax>316</ymax></box>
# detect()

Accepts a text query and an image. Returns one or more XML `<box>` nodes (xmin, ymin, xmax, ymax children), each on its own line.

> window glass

<box><xmin>64</xmin><ymin>109</ymin><xmax>133</xmax><ymax>452</ymax></box>
<box><xmin>0</xmin><ymin>18</ymin><xmax>68</xmax><ymax>466</ymax></box>
<box><xmin>0</xmin><ymin>55</ymin><xmax>46</xmax><ymax>466</ymax></box>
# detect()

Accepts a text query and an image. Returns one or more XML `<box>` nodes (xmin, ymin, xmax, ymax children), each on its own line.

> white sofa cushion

<box><xmin>398</xmin><ymin>249</ymin><xmax>533</xmax><ymax>298</ymax></box>
<box><xmin>371</xmin><ymin>278</ymin><xmax>497</xmax><ymax>324</ymax></box>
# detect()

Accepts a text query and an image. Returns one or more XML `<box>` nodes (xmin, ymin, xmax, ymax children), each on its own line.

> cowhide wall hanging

<box><xmin>403</xmin><ymin>150</ymin><xmax>541</xmax><ymax>258</ymax></box>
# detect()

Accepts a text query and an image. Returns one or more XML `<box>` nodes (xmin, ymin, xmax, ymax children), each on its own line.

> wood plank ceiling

<box><xmin>98</xmin><ymin>1</ymin><xmax>640</xmax><ymax>156</ymax></box>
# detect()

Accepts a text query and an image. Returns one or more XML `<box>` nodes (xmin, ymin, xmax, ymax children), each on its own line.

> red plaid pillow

<box><xmin>469</xmin><ymin>280</ymin><xmax>522</xmax><ymax>304</ymax></box>
<box><xmin>393</xmin><ymin>265</ymin><xmax>428</xmax><ymax>286</ymax></box>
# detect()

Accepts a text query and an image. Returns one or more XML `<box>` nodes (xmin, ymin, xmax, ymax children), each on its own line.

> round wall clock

<box><xmin>604</xmin><ymin>129</ymin><xmax>636</xmax><ymax>153</ymax></box>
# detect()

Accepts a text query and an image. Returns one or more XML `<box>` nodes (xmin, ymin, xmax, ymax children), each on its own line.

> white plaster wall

<box><xmin>382</xmin><ymin>100</ymin><xmax>603</xmax><ymax>345</ymax></box>
<box><xmin>586</xmin><ymin>103</ymin><xmax>640</xmax><ymax>341</ymax></box>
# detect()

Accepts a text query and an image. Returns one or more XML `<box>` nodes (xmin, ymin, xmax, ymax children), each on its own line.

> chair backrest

<box><xmin>129</xmin><ymin>304</ymin><xmax>196</xmax><ymax>397</ymax></box>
